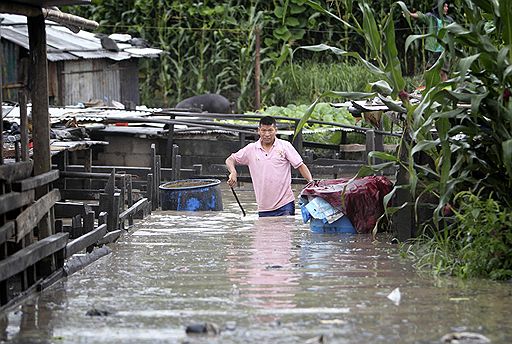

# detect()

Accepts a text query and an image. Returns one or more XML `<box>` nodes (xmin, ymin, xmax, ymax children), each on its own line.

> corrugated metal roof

<box><xmin>0</xmin><ymin>14</ymin><xmax>162</xmax><ymax>61</ymax></box>
<box><xmin>5</xmin><ymin>1</ymin><xmax>90</xmax><ymax>6</ymax></box>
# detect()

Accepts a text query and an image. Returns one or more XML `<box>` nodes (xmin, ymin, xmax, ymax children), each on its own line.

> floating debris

<box><xmin>386</xmin><ymin>287</ymin><xmax>401</xmax><ymax>306</ymax></box>
<box><xmin>85</xmin><ymin>308</ymin><xmax>111</xmax><ymax>316</ymax></box>
<box><xmin>185</xmin><ymin>322</ymin><xmax>220</xmax><ymax>335</ymax></box>
<box><xmin>441</xmin><ymin>332</ymin><xmax>491</xmax><ymax>343</ymax></box>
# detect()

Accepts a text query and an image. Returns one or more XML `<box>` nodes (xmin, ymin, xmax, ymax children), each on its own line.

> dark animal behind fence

<box><xmin>175</xmin><ymin>94</ymin><xmax>234</xmax><ymax>114</ymax></box>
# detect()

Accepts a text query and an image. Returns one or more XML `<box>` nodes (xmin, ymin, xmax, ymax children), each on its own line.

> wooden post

<box><xmin>254</xmin><ymin>27</ymin><xmax>261</xmax><ymax>110</ymax></box>
<box><xmin>156</xmin><ymin>156</ymin><xmax>161</xmax><ymax>208</ymax></box>
<box><xmin>175</xmin><ymin>155</ymin><xmax>181</xmax><ymax>181</ymax></box>
<box><xmin>239</xmin><ymin>132</ymin><xmax>246</xmax><ymax>150</ymax></box>
<box><xmin>127</xmin><ymin>174</ymin><xmax>133</xmax><ymax>227</ymax></box>
<box><xmin>171</xmin><ymin>145</ymin><xmax>179</xmax><ymax>181</ymax></box>
<box><xmin>28</xmin><ymin>14</ymin><xmax>51</xmax><ymax>179</ymax></box>
<box><xmin>84</xmin><ymin>148</ymin><xmax>92</xmax><ymax>189</ymax></box>
<box><xmin>147</xmin><ymin>174</ymin><xmax>154</xmax><ymax>210</ymax></box>
<box><xmin>193</xmin><ymin>164</ymin><xmax>203</xmax><ymax>177</ymax></box>
<box><xmin>365</xmin><ymin>129</ymin><xmax>376</xmax><ymax>165</ymax></box>
<box><xmin>165</xmin><ymin>115</ymin><xmax>175</xmax><ymax>167</ymax></box>
<box><xmin>292</xmin><ymin>120</ymin><xmax>304</xmax><ymax>156</ymax></box>
<box><xmin>0</xmin><ymin>18</ymin><xmax>3</xmax><ymax>165</ymax></box>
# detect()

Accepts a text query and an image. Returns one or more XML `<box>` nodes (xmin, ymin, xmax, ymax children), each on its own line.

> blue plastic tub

<box><xmin>309</xmin><ymin>216</ymin><xmax>356</xmax><ymax>234</ymax></box>
<box><xmin>159</xmin><ymin>179</ymin><xmax>223</xmax><ymax>211</ymax></box>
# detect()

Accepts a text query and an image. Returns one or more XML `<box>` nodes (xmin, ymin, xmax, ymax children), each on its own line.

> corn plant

<box><xmin>297</xmin><ymin>0</ymin><xmax>512</xmax><ymax>279</ymax></box>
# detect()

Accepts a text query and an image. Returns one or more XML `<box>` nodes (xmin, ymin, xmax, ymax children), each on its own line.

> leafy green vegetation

<box><xmin>64</xmin><ymin>0</ymin><xmax>436</xmax><ymax>110</ymax></box>
<box><xmin>297</xmin><ymin>0</ymin><xmax>512</xmax><ymax>280</ymax></box>
<box><xmin>407</xmin><ymin>192</ymin><xmax>512</xmax><ymax>280</ymax></box>
<box><xmin>270</xmin><ymin>61</ymin><xmax>379</xmax><ymax>105</ymax></box>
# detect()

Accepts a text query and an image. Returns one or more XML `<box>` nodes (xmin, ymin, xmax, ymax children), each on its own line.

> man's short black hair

<box><xmin>259</xmin><ymin>116</ymin><xmax>276</xmax><ymax>127</ymax></box>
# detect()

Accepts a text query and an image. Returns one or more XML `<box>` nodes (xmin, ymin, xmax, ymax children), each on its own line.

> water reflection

<box><xmin>229</xmin><ymin>217</ymin><xmax>299</xmax><ymax>310</ymax></box>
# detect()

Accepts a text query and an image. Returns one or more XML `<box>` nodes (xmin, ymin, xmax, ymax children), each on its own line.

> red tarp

<box><xmin>300</xmin><ymin>176</ymin><xmax>393</xmax><ymax>234</ymax></box>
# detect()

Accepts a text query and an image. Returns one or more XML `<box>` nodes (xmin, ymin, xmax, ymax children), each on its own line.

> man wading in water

<box><xmin>226</xmin><ymin>116</ymin><xmax>313</xmax><ymax>217</ymax></box>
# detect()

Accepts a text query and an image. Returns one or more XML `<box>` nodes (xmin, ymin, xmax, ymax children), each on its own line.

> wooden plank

<box><xmin>60</xmin><ymin>189</ymin><xmax>101</xmax><ymax>201</ymax></box>
<box><xmin>0</xmin><ymin>161</ymin><xmax>33</xmax><ymax>183</ymax></box>
<box><xmin>0</xmin><ymin>232</ymin><xmax>68</xmax><ymax>281</ymax></box>
<box><xmin>119</xmin><ymin>198</ymin><xmax>149</xmax><ymax>222</ymax></box>
<box><xmin>0</xmin><ymin>222</ymin><xmax>15</xmax><ymax>245</ymax></box>
<box><xmin>11</xmin><ymin>170</ymin><xmax>60</xmax><ymax>192</ymax></box>
<box><xmin>65</xmin><ymin>224</ymin><xmax>107</xmax><ymax>258</ymax></box>
<box><xmin>59</xmin><ymin>171</ymin><xmax>125</xmax><ymax>179</ymax></box>
<box><xmin>97</xmin><ymin>229</ymin><xmax>122</xmax><ymax>246</ymax></box>
<box><xmin>15</xmin><ymin>189</ymin><xmax>61</xmax><ymax>242</ymax></box>
<box><xmin>54</xmin><ymin>202</ymin><xmax>92</xmax><ymax>219</ymax></box>
<box><xmin>0</xmin><ymin>190</ymin><xmax>35</xmax><ymax>215</ymax></box>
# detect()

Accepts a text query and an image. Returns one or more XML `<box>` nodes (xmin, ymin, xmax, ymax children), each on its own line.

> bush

<box><xmin>407</xmin><ymin>192</ymin><xmax>512</xmax><ymax>280</ymax></box>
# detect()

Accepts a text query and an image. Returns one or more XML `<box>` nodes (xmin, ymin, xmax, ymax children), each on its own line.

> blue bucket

<box><xmin>310</xmin><ymin>216</ymin><xmax>356</xmax><ymax>234</ymax></box>
<box><xmin>159</xmin><ymin>179</ymin><xmax>223</xmax><ymax>211</ymax></box>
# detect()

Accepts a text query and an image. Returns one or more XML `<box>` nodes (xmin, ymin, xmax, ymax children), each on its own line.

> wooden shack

<box><xmin>1</xmin><ymin>13</ymin><xmax>161</xmax><ymax>107</ymax></box>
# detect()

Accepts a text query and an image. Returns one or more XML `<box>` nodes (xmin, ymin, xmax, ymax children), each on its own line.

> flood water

<box><xmin>1</xmin><ymin>183</ymin><xmax>511</xmax><ymax>343</ymax></box>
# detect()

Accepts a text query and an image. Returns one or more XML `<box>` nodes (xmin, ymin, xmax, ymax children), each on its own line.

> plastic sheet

<box><xmin>300</xmin><ymin>176</ymin><xmax>393</xmax><ymax>234</ymax></box>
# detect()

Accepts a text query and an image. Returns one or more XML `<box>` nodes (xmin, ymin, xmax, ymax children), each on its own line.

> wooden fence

<box><xmin>0</xmin><ymin>144</ymin><xmax>158</xmax><ymax>310</ymax></box>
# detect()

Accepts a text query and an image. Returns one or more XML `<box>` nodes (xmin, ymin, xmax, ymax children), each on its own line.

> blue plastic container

<box><xmin>309</xmin><ymin>216</ymin><xmax>356</xmax><ymax>234</ymax></box>
<box><xmin>159</xmin><ymin>179</ymin><xmax>223</xmax><ymax>211</ymax></box>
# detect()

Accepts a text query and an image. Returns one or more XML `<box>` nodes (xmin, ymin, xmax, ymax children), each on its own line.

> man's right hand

<box><xmin>227</xmin><ymin>172</ymin><xmax>237</xmax><ymax>188</ymax></box>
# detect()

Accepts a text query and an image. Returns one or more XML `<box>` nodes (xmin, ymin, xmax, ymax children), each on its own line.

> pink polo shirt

<box><xmin>231</xmin><ymin>138</ymin><xmax>304</xmax><ymax>212</ymax></box>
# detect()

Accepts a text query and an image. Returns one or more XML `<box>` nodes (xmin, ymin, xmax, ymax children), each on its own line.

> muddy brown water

<box><xmin>1</xmin><ymin>184</ymin><xmax>511</xmax><ymax>343</ymax></box>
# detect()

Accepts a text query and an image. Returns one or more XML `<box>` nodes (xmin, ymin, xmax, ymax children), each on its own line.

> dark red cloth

<box><xmin>300</xmin><ymin>176</ymin><xmax>393</xmax><ymax>233</ymax></box>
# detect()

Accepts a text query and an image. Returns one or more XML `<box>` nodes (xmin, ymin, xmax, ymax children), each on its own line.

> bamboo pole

<box><xmin>0</xmin><ymin>3</ymin><xmax>98</xmax><ymax>32</ymax></box>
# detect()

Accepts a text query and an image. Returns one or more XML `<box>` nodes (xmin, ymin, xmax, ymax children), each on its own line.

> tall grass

<box><xmin>270</xmin><ymin>61</ymin><xmax>379</xmax><ymax>106</ymax></box>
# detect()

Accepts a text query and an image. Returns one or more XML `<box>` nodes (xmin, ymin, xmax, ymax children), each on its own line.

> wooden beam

<box><xmin>15</xmin><ymin>189</ymin><xmax>61</xmax><ymax>242</ymax></box>
<box><xmin>119</xmin><ymin>198</ymin><xmax>149</xmax><ymax>222</ymax></box>
<box><xmin>28</xmin><ymin>14</ymin><xmax>51</xmax><ymax>179</ymax></box>
<box><xmin>0</xmin><ymin>232</ymin><xmax>68</xmax><ymax>282</ymax></box>
<box><xmin>0</xmin><ymin>4</ymin><xmax>98</xmax><ymax>32</ymax></box>
<box><xmin>54</xmin><ymin>202</ymin><xmax>92</xmax><ymax>219</ymax></box>
<box><xmin>96</xmin><ymin>229</ymin><xmax>122</xmax><ymax>246</ymax></box>
<box><xmin>0</xmin><ymin>161</ymin><xmax>34</xmax><ymax>183</ymax></box>
<box><xmin>0</xmin><ymin>222</ymin><xmax>15</xmax><ymax>245</ymax></box>
<box><xmin>12</xmin><ymin>170</ymin><xmax>59</xmax><ymax>192</ymax></box>
<box><xmin>0</xmin><ymin>190</ymin><xmax>34</xmax><ymax>215</ymax></box>
<box><xmin>59</xmin><ymin>189</ymin><xmax>101</xmax><ymax>201</ymax></box>
<box><xmin>65</xmin><ymin>224</ymin><xmax>107</xmax><ymax>258</ymax></box>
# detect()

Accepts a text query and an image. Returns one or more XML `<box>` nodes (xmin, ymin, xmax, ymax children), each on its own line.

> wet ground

<box><xmin>1</xmin><ymin>183</ymin><xmax>511</xmax><ymax>343</ymax></box>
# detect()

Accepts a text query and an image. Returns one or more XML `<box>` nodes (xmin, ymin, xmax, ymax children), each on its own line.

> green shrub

<box><xmin>246</xmin><ymin>103</ymin><xmax>358</xmax><ymax>144</ymax></box>
<box><xmin>407</xmin><ymin>192</ymin><xmax>512</xmax><ymax>280</ymax></box>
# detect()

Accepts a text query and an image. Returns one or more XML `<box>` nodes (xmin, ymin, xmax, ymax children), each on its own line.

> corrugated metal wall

<box><xmin>61</xmin><ymin>59</ymin><xmax>120</xmax><ymax>106</ymax></box>
<box><xmin>1</xmin><ymin>42</ymin><xmax>140</xmax><ymax>107</ymax></box>
<box><xmin>1</xmin><ymin>39</ymin><xmax>20</xmax><ymax>102</ymax></box>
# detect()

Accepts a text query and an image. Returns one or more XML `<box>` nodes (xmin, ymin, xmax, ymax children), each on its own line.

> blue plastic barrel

<box><xmin>159</xmin><ymin>179</ymin><xmax>223</xmax><ymax>211</ymax></box>
<box><xmin>309</xmin><ymin>216</ymin><xmax>356</xmax><ymax>234</ymax></box>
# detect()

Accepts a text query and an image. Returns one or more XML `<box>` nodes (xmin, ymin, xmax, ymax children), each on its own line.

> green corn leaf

<box><xmin>411</xmin><ymin>139</ymin><xmax>439</xmax><ymax>156</ymax></box>
<box><xmin>368</xmin><ymin>151</ymin><xmax>399</xmax><ymax>162</ymax></box>
<box><xmin>369</xmin><ymin>80</ymin><xmax>393</xmax><ymax>96</ymax></box>
<box><xmin>457</xmin><ymin>54</ymin><xmax>481</xmax><ymax>76</ymax></box>
<box><xmin>503</xmin><ymin>139</ymin><xmax>512</xmax><ymax>178</ymax></box>
<box><xmin>359</xmin><ymin>2</ymin><xmax>381</xmax><ymax>59</ymax></box>
<box><xmin>405</xmin><ymin>33</ymin><xmax>432</xmax><ymax>54</ymax></box>
<box><xmin>378</xmin><ymin>95</ymin><xmax>407</xmax><ymax>113</ymax></box>
<box><xmin>500</xmin><ymin>0</ymin><xmax>512</xmax><ymax>59</ymax></box>
<box><xmin>305</xmin><ymin>0</ymin><xmax>356</xmax><ymax>31</ymax></box>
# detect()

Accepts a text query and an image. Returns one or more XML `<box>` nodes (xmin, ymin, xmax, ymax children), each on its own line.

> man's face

<box><xmin>258</xmin><ymin>124</ymin><xmax>277</xmax><ymax>145</ymax></box>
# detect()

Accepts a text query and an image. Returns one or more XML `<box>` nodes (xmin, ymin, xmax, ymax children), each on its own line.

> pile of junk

<box><xmin>299</xmin><ymin>176</ymin><xmax>393</xmax><ymax>234</ymax></box>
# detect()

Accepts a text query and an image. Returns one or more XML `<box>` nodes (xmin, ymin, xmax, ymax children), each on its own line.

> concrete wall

<box><xmin>92</xmin><ymin>133</ymin><xmax>251</xmax><ymax>171</ymax></box>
